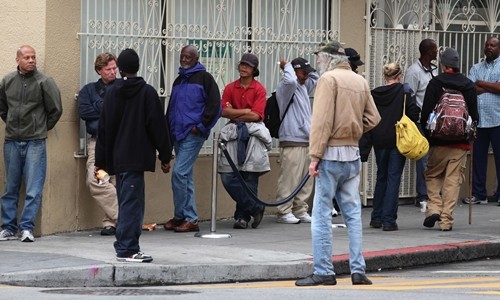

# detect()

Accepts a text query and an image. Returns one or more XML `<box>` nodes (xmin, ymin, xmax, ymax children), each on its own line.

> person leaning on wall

<box><xmin>78</xmin><ymin>52</ymin><xmax>119</xmax><ymax>236</ymax></box>
<box><xmin>0</xmin><ymin>45</ymin><xmax>63</xmax><ymax>243</ymax></box>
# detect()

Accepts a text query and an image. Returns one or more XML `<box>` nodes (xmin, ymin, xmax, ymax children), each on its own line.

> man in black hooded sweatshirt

<box><xmin>420</xmin><ymin>47</ymin><xmax>478</xmax><ymax>232</ymax></box>
<box><xmin>95</xmin><ymin>48</ymin><xmax>172</xmax><ymax>262</ymax></box>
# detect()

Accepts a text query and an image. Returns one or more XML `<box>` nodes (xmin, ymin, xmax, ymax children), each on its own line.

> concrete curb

<box><xmin>2</xmin><ymin>240</ymin><xmax>499</xmax><ymax>287</ymax></box>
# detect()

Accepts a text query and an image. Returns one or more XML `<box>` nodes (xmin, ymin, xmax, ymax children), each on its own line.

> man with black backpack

<box><xmin>274</xmin><ymin>57</ymin><xmax>319</xmax><ymax>224</ymax></box>
<box><xmin>420</xmin><ymin>47</ymin><xmax>478</xmax><ymax>231</ymax></box>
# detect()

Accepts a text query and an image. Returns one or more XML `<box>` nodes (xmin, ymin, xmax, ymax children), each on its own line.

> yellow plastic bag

<box><xmin>396</xmin><ymin>114</ymin><xmax>429</xmax><ymax>160</ymax></box>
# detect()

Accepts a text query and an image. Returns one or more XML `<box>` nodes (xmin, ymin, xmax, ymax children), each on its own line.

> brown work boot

<box><xmin>163</xmin><ymin>218</ymin><xmax>183</xmax><ymax>231</ymax></box>
<box><xmin>174</xmin><ymin>220</ymin><xmax>200</xmax><ymax>232</ymax></box>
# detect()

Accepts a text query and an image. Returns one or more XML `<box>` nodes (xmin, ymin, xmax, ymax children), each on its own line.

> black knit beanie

<box><xmin>117</xmin><ymin>48</ymin><xmax>140</xmax><ymax>73</ymax></box>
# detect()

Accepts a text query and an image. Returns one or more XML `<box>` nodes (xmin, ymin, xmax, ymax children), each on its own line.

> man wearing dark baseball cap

<box><xmin>291</xmin><ymin>57</ymin><xmax>316</xmax><ymax>74</ymax></box>
<box><xmin>345</xmin><ymin>47</ymin><xmax>364</xmax><ymax>73</ymax></box>
<box><xmin>274</xmin><ymin>57</ymin><xmax>318</xmax><ymax>224</ymax></box>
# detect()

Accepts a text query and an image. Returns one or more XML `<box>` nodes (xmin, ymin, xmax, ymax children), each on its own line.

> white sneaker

<box><xmin>0</xmin><ymin>229</ymin><xmax>17</xmax><ymax>241</ymax></box>
<box><xmin>20</xmin><ymin>230</ymin><xmax>34</xmax><ymax>242</ymax></box>
<box><xmin>116</xmin><ymin>251</ymin><xmax>153</xmax><ymax>263</ymax></box>
<box><xmin>296</xmin><ymin>212</ymin><xmax>312</xmax><ymax>223</ymax></box>
<box><xmin>332</xmin><ymin>208</ymin><xmax>339</xmax><ymax>217</ymax></box>
<box><xmin>277</xmin><ymin>213</ymin><xmax>301</xmax><ymax>224</ymax></box>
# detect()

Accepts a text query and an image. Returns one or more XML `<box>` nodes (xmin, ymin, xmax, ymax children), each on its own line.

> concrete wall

<box><xmin>0</xmin><ymin>0</ymin><xmax>282</xmax><ymax>235</ymax></box>
<box><xmin>339</xmin><ymin>0</ymin><xmax>367</xmax><ymax>75</ymax></box>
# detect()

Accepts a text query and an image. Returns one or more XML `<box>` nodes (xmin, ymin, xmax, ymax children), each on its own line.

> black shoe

<box><xmin>351</xmin><ymin>273</ymin><xmax>372</xmax><ymax>285</ymax></box>
<box><xmin>369</xmin><ymin>220</ymin><xmax>382</xmax><ymax>228</ymax></box>
<box><xmin>382</xmin><ymin>224</ymin><xmax>398</xmax><ymax>231</ymax></box>
<box><xmin>251</xmin><ymin>207</ymin><xmax>265</xmax><ymax>229</ymax></box>
<box><xmin>295</xmin><ymin>274</ymin><xmax>337</xmax><ymax>286</ymax></box>
<box><xmin>100</xmin><ymin>226</ymin><xmax>116</xmax><ymax>236</ymax></box>
<box><xmin>423</xmin><ymin>214</ymin><xmax>440</xmax><ymax>228</ymax></box>
<box><xmin>233</xmin><ymin>219</ymin><xmax>248</xmax><ymax>229</ymax></box>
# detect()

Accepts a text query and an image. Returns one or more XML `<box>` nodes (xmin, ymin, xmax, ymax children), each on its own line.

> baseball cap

<box><xmin>240</xmin><ymin>53</ymin><xmax>259</xmax><ymax>68</ymax></box>
<box><xmin>314</xmin><ymin>40</ymin><xmax>345</xmax><ymax>55</ymax></box>
<box><xmin>345</xmin><ymin>48</ymin><xmax>364</xmax><ymax>66</ymax></box>
<box><xmin>290</xmin><ymin>57</ymin><xmax>316</xmax><ymax>73</ymax></box>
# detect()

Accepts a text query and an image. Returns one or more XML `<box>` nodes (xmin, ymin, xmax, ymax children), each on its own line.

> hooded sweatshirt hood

<box><xmin>369</xmin><ymin>82</ymin><xmax>420</xmax><ymax>148</ymax></box>
<box><xmin>178</xmin><ymin>62</ymin><xmax>206</xmax><ymax>78</ymax></box>
<box><xmin>432</xmin><ymin>72</ymin><xmax>476</xmax><ymax>91</ymax></box>
<box><xmin>116</xmin><ymin>76</ymin><xmax>147</xmax><ymax>99</ymax></box>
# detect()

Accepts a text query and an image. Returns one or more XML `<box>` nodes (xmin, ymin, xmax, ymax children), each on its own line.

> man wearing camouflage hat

<box><xmin>295</xmin><ymin>41</ymin><xmax>380</xmax><ymax>287</ymax></box>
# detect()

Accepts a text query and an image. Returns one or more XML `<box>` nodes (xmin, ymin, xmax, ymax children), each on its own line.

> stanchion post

<box><xmin>195</xmin><ymin>132</ymin><xmax>231</xmax><ymax>238</ymax></box>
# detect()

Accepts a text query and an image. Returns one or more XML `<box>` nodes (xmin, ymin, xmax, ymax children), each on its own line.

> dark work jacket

<box><xmin>365</xmin><ymin>83</ymin><xmax>420</xmax><ymax>149</ymax></box>
<box><xmin>95</xmin><ymin>77</ymin><xmax>172</xmax><ymax>175</ymax></box>
<box><xmin>78</xmin><ymin>78</ymin><xmax>114</xmax><ymax>136</ymax></box>
<box><xmin>420</xmin><ymin>72</ymin><xmax>478</xmax><ymax>146</ymax></box>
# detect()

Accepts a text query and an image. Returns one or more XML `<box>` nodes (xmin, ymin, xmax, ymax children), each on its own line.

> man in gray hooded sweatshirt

<box><xmin>275</xmin><ymin>57</ymin><xmax>319</xmax><ymax>224</ymax></box>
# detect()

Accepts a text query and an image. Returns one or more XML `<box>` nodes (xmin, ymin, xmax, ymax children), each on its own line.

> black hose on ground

<box><xmin>218</xmin><ymin>141</ymin><xmax>310</xmax><ymax>207</ymax></box>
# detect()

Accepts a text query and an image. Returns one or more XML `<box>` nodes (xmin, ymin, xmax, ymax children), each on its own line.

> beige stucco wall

<box><xmin>0</xmin><ymin>0</ymin><xmax>282</xmax><ymax>235</ymax></box>
<box><xmin>339</xmin><ymin>0</ymin><xmax>367</xmax><ymax>75</ymax></box>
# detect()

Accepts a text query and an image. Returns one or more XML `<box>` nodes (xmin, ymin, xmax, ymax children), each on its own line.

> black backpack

<box><xmin>263</xmin><ymin>92</ymin><xmax>294</xmax><ymax>138</ymax></box>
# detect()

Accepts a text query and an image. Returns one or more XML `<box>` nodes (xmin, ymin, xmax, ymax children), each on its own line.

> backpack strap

<box><xmin>281</xmin><ymin>94</ymin><xmax>295</xmax><ymax>121</ymax></box>
<box><xmin>402</xmin><ymin>83</ymin><xmax>410</xmax><ymax>116</ymax></box>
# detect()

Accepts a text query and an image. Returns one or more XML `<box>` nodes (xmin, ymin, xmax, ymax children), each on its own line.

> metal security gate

<box><xmin>363</xmin><ymin>0</ymin><xmax>500</xmax><ymax>200</ymax></box>
<box><xmin>77</xmin><ymin>0</ymin><xmax>339</xmax><ymax>155</ymax></box>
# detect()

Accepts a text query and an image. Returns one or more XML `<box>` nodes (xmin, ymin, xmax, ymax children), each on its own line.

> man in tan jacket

<box><xmin>295</xmin><ymin>41</ymin><xmax>380</xmax><ymax>287</ymax></box>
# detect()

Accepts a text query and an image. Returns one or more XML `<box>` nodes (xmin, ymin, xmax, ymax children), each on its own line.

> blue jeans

<box><xmin>371</xmin><ymin>147</ymin><xmax>406</xmax><ymax>227</ymax></box>
<box><xmin>1</xmin><ymin>139</ymin><xmax>47</xmax><ymax>233</ymax></box>
<box><xmin>416</xmin><ymin>123</ymin><xmax>428</xmax><ymax>201</ymax></box>
<box><xmin>114</xmin><ymin>171</ymin><xmax>145</xmax><ymax>258</ymax></box>
<box><xmin>171</xmin><ymin>133</ymin><xmax>205</xmax><ymax>222</ymax></box>
<box><xmin>221</xmin><ymin>172</ymin><xmax>263</xmax><ymax>222</ymax></box>
<box><xmin>311</xmin><ymin>159</ymin><xmax>366</xmax><ymax>275</ymax></box>
<box><xmin>472</xmin><ymin>126</ymin><xmax>500</xmax><ymax>199</ymax></box>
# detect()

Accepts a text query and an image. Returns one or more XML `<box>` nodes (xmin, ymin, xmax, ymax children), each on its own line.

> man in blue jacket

<box><xmin>165</xmin><ymin>45</ymin><xmax>221</xmax><ymax>232</ymax></box>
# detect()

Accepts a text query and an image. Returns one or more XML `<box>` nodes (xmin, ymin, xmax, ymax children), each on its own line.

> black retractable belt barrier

<box><xmin>218</xmin><ymin>141</ymin><xmax>310</xmax><ymax>207</ymax></box>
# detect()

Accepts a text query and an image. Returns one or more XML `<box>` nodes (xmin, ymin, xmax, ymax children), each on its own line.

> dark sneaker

<box><xmin>174</xmin><ymin>220</ymin><xmax>200</xmax><ymax>232</ymax></box>
<box><xmin>251</xmin><ymin>208</ymin><xmax>265</xmax><ymax>228</ymax></box>
<box><xmin>295</xmin><ymin>274</ymin><xmax>337</xmax><ymax>286</ymax></box>
<box><xmin>100</xmin><ymin>226</ymin><xmax>116</xmax><ymax>236</ymax></box>
<box><xmin>163</xmin><ymin>218</ymin><xmax>184</xmax><ymax>231</ymax></box>
<box><xmin>462</xmin><ymin>196</ymin><xmax>488</xmax><ymax>205</ymax></box>
<box><xmin>0</xmin><ymin>229</ymin><xmax>17</xmax><ymax>241</ymax></box>
<box><xmin>369</xmin><ymin>220</ymin><xmax>382</xmax><ymax>228</ymax></box>
<box><xmin>351</xmin><ymin>273</ymin><xmax>372</xmax><ymax>285</ymax></box>
<box><xmin>382</xmin><ymin>224</ymin><xmax>398</xmax><ymax>231</ymax></box>
<box><xmin>423</xmin><ymin>214</ymin><xmax>440</xmax><ymax>228</ymax></box>
<box><xmin>233</xmin><ymin>219</ymin><xmax>248</xmax><ymax>229</ymax></box>
<box><xmin>116</xmin><ymin>251</ymin><xmax>153</xmax><ymax>263</ymax></box>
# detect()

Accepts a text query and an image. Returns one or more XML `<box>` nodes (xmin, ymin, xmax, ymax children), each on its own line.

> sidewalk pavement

<box><xmin>1</xmin><ymin>202</ymin><xmax>500</xmax><ymax>287</ymax></box>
